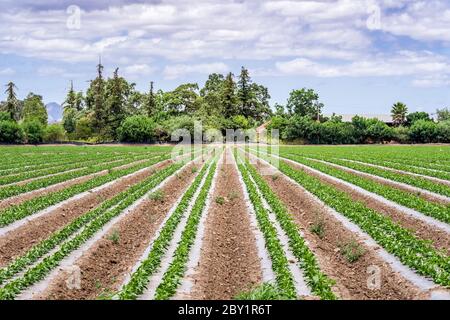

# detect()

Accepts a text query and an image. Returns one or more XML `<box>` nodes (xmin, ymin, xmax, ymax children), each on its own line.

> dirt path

<box><xmin>251</xmin><ymin>158</ymin><xmax>426</xmax><ymax>300</ymax></box>
<box><xmin>0</xmin><ymin>160</ymin><xmax>172</xmax><ymax>267</ymax></box>
<box><xmin>284</xmin><ymin>159</ymin><xmax>450</xmax><ymax>255</ymax></box>
<box><xmin>189</xmin><ymin>151</ymin><xmax>263</xmax><ymax>300</ymax></box>
<box><xmin>36</xmin><ymin>161</ymin><xmax>202</xmax><ymax>300</ymax></box>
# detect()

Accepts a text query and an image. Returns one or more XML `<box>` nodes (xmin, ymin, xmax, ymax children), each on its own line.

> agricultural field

<box><xmin>0</xmin><ymin>144</ymin><xmax>449</xmax><ymax>300</ymax></box>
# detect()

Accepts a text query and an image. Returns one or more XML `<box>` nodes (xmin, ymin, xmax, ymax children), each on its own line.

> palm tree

<box><xmin>391</xmin><ymin>102</ymin><xmax>408</xmax><ymax>126</ymax></box>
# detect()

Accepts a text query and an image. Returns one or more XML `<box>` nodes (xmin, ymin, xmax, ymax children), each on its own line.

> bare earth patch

<box><xmin>318</xmin><ymin>160</ymin><xmax>449</xmax><ymax>205</ymax></box>
<box><xmin>0</xmin><ymin>160</ymin><xmax>172</xmax><ymax>267</ymax></box>
<box><xmin>286</xmin><ymin>160</ymin><xmax>450</xmax><ymax>255</ymax></box>
<box><xmin>189</xmin><ymin>154</ymin><xmax>263</xmax><ymax>300</ymax></box>
<box><xmin>36</xmin><ymin>161</ymin><xmax>201</xmax><ymax>300</ymax></box>
<box><xmin>253</xmin><ymin>158</ymin><xmax>426</xmax><ymax>300</ymax></box>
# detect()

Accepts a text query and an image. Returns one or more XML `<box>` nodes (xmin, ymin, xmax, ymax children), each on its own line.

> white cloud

<box><xmin>0</xmin><ymin>67</ymin><xmax>15</xmax><ymax>76</ymax></box>
<box><xmin>122</xmin><ymin>64</ymin><xmax>155</xmax><ymax>77</ymax></box>
<box><xmin>37</xmin><ymin>66</ymin><xmax>66</xmax><ymax>76</ymax></box>
<box><xmin>379</xmin><ymin>1</ymin><xmax>450</xmax><ymax>42</ymax></box>
<box><xmin>0</xmin><ymin>0</ymin><xmax>450</xmax><ymax>86</ymax></box>
<box><xmin>276</xmin><ymin>51</ymin><xmax>450</xmax><ymax>86</ymax></box>
<box><xmin>412</xmin><ymin>75</ymin><xmax>450</xmax><ymax>88</ymax></box>
<box><xmin>0</xmin><ymin>0</ymin><xmax>373</xmax><ymax>63</ymax></box>
<box><xmin>163</xmin><ymin>62</ymin><xmax>228</xmax><ymax>79</ymax></box>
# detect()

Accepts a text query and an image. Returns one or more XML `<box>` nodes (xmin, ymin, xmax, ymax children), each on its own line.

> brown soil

<box><xmin>252</xmin><ymin>157</ymin><xmax>426</xmax><ymax>300</ymax></box>
<box><xmin>0</xmin><ymin>159</ymin><xmax>172</xmax><ymax>267</ymax></box>
<box><xmin>0</xmin><ymin>158</ymin><xmax>152</xmax><ymax>212</ymax></box>
<box><xmin>190</xmin><ymin>152</ymin><xmax>263</xmax><ymax>300</ymax></box>
<box><xmin>350</xmin><ymin>161</ymin><xmax>450</xmax><ymax>187</ymax></box>
<box><xmin>36</xmin><ymin>160</ymin><xmax>202</xmax><ymax>300</ymax></box>
<box><xmin>318</xmin><ymin>160</ymin><xmax>449</xmax><ymax>205</ymax></box>
<box><xmin>1</xmin><ymin>157</ymin><xmax>134</xmax><ymax>188</ymax></box>
<box><xmin>287</xmin><ymin>159</ymin><xmax>450</xmax><ymax>255</ymax></box>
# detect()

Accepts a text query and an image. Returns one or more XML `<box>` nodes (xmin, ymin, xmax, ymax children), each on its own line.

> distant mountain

<box><xmin>46</xmin><ymin>102</ymin><xmax>63</xmax><ymax>123</ymax></box>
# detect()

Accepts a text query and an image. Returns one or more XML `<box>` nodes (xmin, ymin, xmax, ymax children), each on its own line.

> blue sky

<box><xmin>1</xmin><ymin>0</ymin><xmax>450</xmax><ymax>116</ymax></box>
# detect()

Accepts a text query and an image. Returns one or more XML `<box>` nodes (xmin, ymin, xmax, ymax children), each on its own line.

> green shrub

<box><xmin>62</xmin><ymin>108</ymin><xmax>77</xmax><ymax>134</ymax></box>
<box><xmin>215</xmin><ymin>196</ymin><xmax>225</xmax><ymax>205</ymax></box>
<box><xmin>436</xmin><ymin>121</ymin><xmax>450</xmax><ymax>143</ymax></box>
<box><xmin>118</xmin><ymin>116</ymin><xmax>156</xmax><ymax>143</ymax></box>
<box><xmin>366</xmin><ymin>121</ymin><xmax>393</xmax><ymax>143</ymax></box>
<box><xmin>393</xmin><ymin>126</ymin><xmax>410</xmax><ymax>144</ymax></box>
<box><xmin>0</xmin><ymin>112</ymin><xmax>12</xmax><ymax>122</ymax></box>
<box><xmin>75</xmin><ymin>117</ymin><xmax>94</xmax><ymax>140</ymax></box>
<box><xmin>409</xmin><ymin>120</ymin><xmax>437</xmax><ymax>143</ymax></box>
<box><xmin>406</xmin><ymin>112</ymin><xmax>432</xmax><ymax>126</ymax></box>
<box><xmin>22</xmin><ymin>120</ymin><xmax>44</xmax><ymax>144</ymax></box>
<box><xmin>0</xmin><ymin>120</ymin><xmax>23</xmax><ymax>144</ymax></box>
<box><xmin>108</xmin><ymin>230</ymin><xmax>120</xmax><ymax>245</ymax></box>
<box><xmin>310</xmin><ymin>215</ymin><xmax>326</xmax><ymax>239</ymax></box>
<box><xmin>230</xmin><ymin>115</ymin><xmax>250</xmax><ymax>130</ymax></box>
<box><xmin>149</xmin><ymin>190</ymin><xmax>165</xmax><ymax>202</ymax></box>
<box><xmin>339</xmin><ymin>240</ymin><xmax>365</xmax><ymax>263</ymax></box>
<box><xmin>44</xmin><ymin>124</ymin><xmax>65</xmax><ymax>143</ymax></box>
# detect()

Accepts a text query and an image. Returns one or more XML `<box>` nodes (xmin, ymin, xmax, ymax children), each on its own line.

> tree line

<box><xmin>1</xmin><ymin>62</ymin><xmax>450</xmax><ymax>144</ymax></box>
<box><xmin>269</xmin><ymin>93</ymin><xmax>450</xmax><ymax>144</ymax></box>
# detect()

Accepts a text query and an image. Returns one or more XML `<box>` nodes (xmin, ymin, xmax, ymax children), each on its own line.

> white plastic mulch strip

<box><xmin>244</xmin><ymin>158</ymin><xmax>312</xmax><ymax>298</ymax></box>
<box><xmin>309</xmin><ymin>158</ymin><xmax>450</xmax><ymax>204</ymax></box>
<box><xmin>234</xmin><ymin>152</ymin><xmax>276</xmax><ymax>285</ymax></box>
<box><xmin>0</xmin><ymin>157</ymin><xmax>167</xmax><ymax>238</ymax></box>
<box><xmin>16</xmin><ymin>156</ymin><xmax>195</xmax><ymax>300</ymax></box>
<box><xmin>137</xmin><ymin>161</ymin><xmax>213</xmax><ymax>300</ymax></box>
<box><xmin>336</xmin><ymin>158</ymin><xmax>450</xmax><ymax>187</ymax></box>
<box><xmin>251</xmin><ymin>151</ymin><xmax>450</xmax><ymax>299</ymax></box>
<box><xmin>173</xmin><ymin>151</ymin><xmax>224</xmax><ymax>299</ymax></box>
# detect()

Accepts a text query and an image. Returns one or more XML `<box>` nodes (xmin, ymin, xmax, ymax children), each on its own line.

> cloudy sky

<box><xmin>1</xmin><ymin>0</ymin><xmax>450</xmax><ymax>115</ymax></box>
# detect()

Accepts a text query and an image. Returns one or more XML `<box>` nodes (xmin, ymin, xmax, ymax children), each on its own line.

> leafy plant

<box><xmin>215</xmin><ymin>196</ymin><xmax>225</xmax><ymax>205</ymax></box>
<box><xmin>0</xmin><ymin>161</ymin><xmax>183</xmax><ymax>299</ymax></box>
<box><xmin>339</xmin><ymin>240</ymin><xmax>365</xmax><ymax>263</ymax></box>
<box><xmin>251</xmin><ymin>150</ymin><xmax>450</xmax><ymax>287</ymax></box>
<box><xmin>108</xmin><ymin>230</ymin><xmax>120</xmax><ymax>245</ymax></box>
<box><xmin>228</xmin><ymin>190</ymin><xmax>239</xmax><ymax>201</ymax></box>
<box><xmin>118</xmin><ymin>155</ymin><xmax>218</xmax><ymax>300</ymax></box>
<box><xmin>149</xmin><ymin>189</ymin><xmax>165</xmax><ymax>202</ymax></box>
<box><xmin>235</xmin><ymin>283</ymin><xmax>285</xmax><ymax>300</ymax></box>
<box><xmin>310</xmin><ymin>215</ymin><xmax>326</xmax><ymax>239</ymax></box>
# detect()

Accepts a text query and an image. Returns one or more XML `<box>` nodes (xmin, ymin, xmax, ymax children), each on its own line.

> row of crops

<box><xmin>0</xmin><ymin>144</ymin><xmax>449</xmax><ymax>300</ymax></box>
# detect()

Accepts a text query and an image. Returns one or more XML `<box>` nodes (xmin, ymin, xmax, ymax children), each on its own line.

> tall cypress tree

<box><xmin>222</xmin><ymin>72</ymin><xmax>237</xmax><ymax>118</ymax></box>
<box><xmin>4</xmin><ymin>82</ymin><xmax>18</xmax><ymax>121</ymax></box>
<box><xmin>237</xmin><ymin>66</ymin><xmax>252</xmax><ymax>118</ymax></box>
<box><xmin>63</xmin><ymin>81</ymin><xmax>76</xmax><ymax>112</ymax></box>
<box><xmin>93</xmin><ymin>59</ymin><xmax>105</xmax><ymax>129</ymax></box>
<box><xmin>144</xmin><ymin>81</ymin><xmax>156</xmax><ymax>117</ymax></box>
<box><xmin>105</xmin><ymin>67</ymin><xmax>126</xmax><ymax>138</ymax></box>
<box><xmin>85</xmin><ymin>58</ymin><xmax>106</xmax><ymax>133</ymax></box>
